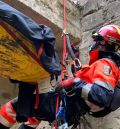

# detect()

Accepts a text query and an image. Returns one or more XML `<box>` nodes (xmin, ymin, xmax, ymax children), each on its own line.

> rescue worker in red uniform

<box><xmin>61</xmin><ymin>24</ymin><xmax>120</xmax><ymax>112</ymax></box>
<box><xmin>0</xmin><ymin>24</ymin><xmax>120</xmax><ymax>129</ymax></box>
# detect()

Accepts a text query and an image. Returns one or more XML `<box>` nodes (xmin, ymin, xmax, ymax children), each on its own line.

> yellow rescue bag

<box><xmin>0</xmin><ymin>21</ymin><xmax>50</xmax><ymax>82</ymax></box>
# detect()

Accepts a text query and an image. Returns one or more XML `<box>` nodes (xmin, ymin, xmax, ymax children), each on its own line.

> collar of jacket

<box><xmin>98</xmin><ymin>51</ymin><xmax>120</xmax><ymax>67</ymax></box>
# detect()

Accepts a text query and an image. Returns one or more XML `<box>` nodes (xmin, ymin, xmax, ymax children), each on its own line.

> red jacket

<box><xmin>75</xmin><ymin>58</ymin><xmax>120</xmax><ymax>90</ymax></box>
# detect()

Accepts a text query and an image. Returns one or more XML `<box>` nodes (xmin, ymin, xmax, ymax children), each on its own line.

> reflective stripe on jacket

<box><xmin>75</xmin><ymin>58</ymin><xmax>120</xmax><ymax>90</ymax></box>
<box><xmin>0</xmin><ymin>100</ymin><xmax>40</xmax><ymax>128</ymax></box>
<box><xmin>0</xmin><ymin>101</ymin><xmax>16</xmax><ymax>127</ymax></box>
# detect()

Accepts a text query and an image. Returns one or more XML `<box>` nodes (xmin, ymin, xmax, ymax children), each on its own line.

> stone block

<box><xmin>96</xmin><ymin>0</ymin><xmax>107</xmax><ymax>9</ymax></box>
<box><xmin>81</xmin><ymin>0</ymin><xmax>98</xmax><ymax>17</ymax></box>
<box><xmin>81</xmin><ymin>10</ymin><xmax>104</xmax><ymax>31</ymax></box>
<box><xmin>105</xmin><ymin>1</ymin><xmax>120</xmax><ymax>21</ymax></box>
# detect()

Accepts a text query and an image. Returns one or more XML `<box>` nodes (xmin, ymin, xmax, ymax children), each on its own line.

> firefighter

<box><xmin>58</xmin><ymin>24</ymin><xmax>120</xmax><ymax>114</ymax></box>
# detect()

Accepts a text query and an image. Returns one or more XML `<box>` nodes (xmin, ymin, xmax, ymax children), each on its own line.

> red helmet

<box><xmin>89</xmin><ymin>25</ymin><xmax>120</xmax><ymax>64</ymax></box>
<box><xmin>93</xmin><ymin>25</ymin><xmax>120</xmax><ymax>46</ymax></box>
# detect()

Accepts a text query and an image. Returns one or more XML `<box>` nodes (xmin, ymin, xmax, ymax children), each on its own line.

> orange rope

<box><xmin>55</xmin><ymin>0</ymin><xmax>67</xmax><ymax>128</ymax></box>
<box><xmin>61</xmin><ymin>0</ymin><xmax>67</xmax><ymax>80</ymax></box>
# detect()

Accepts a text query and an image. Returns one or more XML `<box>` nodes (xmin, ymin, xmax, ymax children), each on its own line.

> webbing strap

<box><xmin>37</xmin><ymin>43</ymin><xmax>44</xmax><ymax>59</ymax></box>
<box><xmin>34</xmin><ymin>43</ymin><xmax>44</xmax><ymax>109</ymax></box>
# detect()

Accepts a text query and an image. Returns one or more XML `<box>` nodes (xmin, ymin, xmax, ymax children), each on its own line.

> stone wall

<box><xmin>77</xmin><ymin>0</ymin><xmax>120</xmax><ymax>129</ymax></box>
<box><xmin>0</xmin><ymin>0</ymin><xmax>120</xmax><ymax>129</ymax></box>
<box><xmin>78</xmin><ymin>0</ymin><xmax>120</xmax><ymax>64</ymax></box>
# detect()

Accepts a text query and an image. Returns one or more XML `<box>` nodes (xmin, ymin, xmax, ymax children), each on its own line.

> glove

<box><xmin>55</xmin><ymin>77</ymin><xmax>75</xmax><ymax>92</ymax></box>
<box><xmin>66</xmin><ymin>78</ymin><xmax>83</xmax><ymax>97</ymax></box>
<box><xmin>54</xmin><ymin>81</ymin><xmax>63</xmax><ymax>92</ymax></box>
<box><xmin>55</xmin><ymin>78</ymin><xmax>81</xmax><ymax>94</ymax></box>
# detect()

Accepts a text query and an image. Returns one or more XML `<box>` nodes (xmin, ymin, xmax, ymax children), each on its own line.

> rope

<box><xmin>34</xmin><ymin>82</ymin><xmax>39</xmax><ymax>109</ymax></box>
<box><xmin>54</xmin><ymin>95</ymin><xmax>60</xmax><ymax>128</ymax></box>
<box><xmin>61</xmin><ymin>0</ymin><xmax>67</xmax><ymax>80</ymax></box>
<box><xmin>55</xmin><ymin>0</ymin><xmax>67</xmax><ymax>128</ymax></box>
<box><xmin>34</xmin><ymin>43</ymin><xmax>44</xmax><ymax>109</ymax></box>
<box><xmin>62</xmin><ymin>0</ymin><xmax>67</xmax><ymax>67</ymax></box>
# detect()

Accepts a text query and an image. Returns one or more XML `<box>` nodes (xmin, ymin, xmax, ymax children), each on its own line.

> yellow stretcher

<box><xmin>0</xmin><ymin>21</ymin><xmax>50</xmax><ymax>82</ymax></box>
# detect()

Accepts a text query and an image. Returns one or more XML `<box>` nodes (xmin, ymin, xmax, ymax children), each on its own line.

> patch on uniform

<box><xmin>103</xmin><ymin>65</ymin><xmax>112</xmax><ymax>75</ymax></box>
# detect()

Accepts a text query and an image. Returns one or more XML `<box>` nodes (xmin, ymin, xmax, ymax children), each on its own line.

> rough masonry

<box><xmin>0</xmin><ymin>0</ymin><xmax>120</xmax><ymax>129</ymax></box>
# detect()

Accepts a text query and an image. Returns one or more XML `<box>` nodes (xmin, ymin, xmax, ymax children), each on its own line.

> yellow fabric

<box><xmin>0</xmin><ymin>21</ymin><xmax>50</xmax><ymax>82</ymax></box>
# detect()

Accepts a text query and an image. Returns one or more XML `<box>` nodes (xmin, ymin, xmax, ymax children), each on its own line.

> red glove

<box><xmin>61</xmin><ymin>77</ymin><xmax>74</xmax><ymax>88</ymax></box>
<box><xmin>55</xmin><ymin>78</ymin><xmax>74</xmax><ymax>92</ymax></box>
<box><xmin>55</xmin><ymin>77</ymin><xmax>81</xmax><ymax>92</ymax></box>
